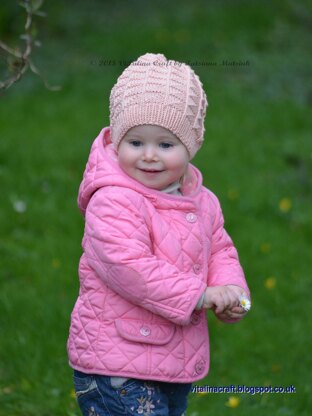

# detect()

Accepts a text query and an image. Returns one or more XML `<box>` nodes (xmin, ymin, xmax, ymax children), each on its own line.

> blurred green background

<box><xmin>0</xmin><ymin>0</ymin><xmax>311</xmax><ymax>415</ymax></box>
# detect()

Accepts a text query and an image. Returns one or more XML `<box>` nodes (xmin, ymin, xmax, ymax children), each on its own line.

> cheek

<box><xmin>166</xmin><ymin>152</ymin><xmax>189</xmax><ymax>172</ymax></box>
<box><xmin>118</xmin><ymin>147</ymin><xmax>132</xmax><ymax>168</ymax></box>
<box><xmin>118</xmin><ymin>153</ymin><xmax>129</xmax><ymax>172</ymax></box>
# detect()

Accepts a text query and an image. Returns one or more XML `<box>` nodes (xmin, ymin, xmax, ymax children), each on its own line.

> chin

<box><xmin>144</xmin><ymin>183</ymin><xmax>163</xmax><ymax>190</ymax></box>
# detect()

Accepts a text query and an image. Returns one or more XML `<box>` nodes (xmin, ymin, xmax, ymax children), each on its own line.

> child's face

<box><xmin>117</xmin><ymin>125</ymin><xmax>190</xmax><ymax>190</ymax></box>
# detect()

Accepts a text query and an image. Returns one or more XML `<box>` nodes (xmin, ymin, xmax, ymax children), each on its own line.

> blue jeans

<box><xmin>73</xmin><ymin>370</ymin><xmax>192</xmax><ymax>416</ymax></box>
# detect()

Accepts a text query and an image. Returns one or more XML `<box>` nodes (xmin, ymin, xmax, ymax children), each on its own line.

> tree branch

<box><xmin>0</xmin><ymin>0</ymin><xmax>61</xmax><ymax>91</ymax></box>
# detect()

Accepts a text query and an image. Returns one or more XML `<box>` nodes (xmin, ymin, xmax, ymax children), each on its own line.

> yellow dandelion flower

<box><xmin>260</xmin><ymin>243</ymin><xmax>271</xmax><ymax>254</ymax></box>
<box><xmin>52</xmin><ymin>258</ymin><xmax>61</xmax><ymax>269</ymax></box>
<box><xmin>70</xmin><ymin>389</ymin><xmax>77</xmax><ymax>399</ymax></box>
<box><xmin>279</xmin><ymin>198</ymin><xmax>292</xmax><ymax>213</ymax></box>
<box><xmin>227</xmin><ymin>189</ymin><xmax>239</xmax><ymax>201</ymax></box>
<box><xmin>271</xmin><ymin>363</ymin><xmax>281</xmax><ymax>373</ymax></box>
<box><xmin>173</xmin><ymin>29</ymin><xmax>190</xmax><ymax>43</ymax></box>
<box><xmin>265</xmin><ymin>277</ymin><xmax>277</xmax><ymax>290</ymax></box>
<box><xmin>155</xmin><ymin>29</ymin><xmax>170</xmax><ymax>42</ymax></box>
<box><xmin>226</xmin><ymin>396</ymin><xmax>240</xmax><ymax>408</ymax></box>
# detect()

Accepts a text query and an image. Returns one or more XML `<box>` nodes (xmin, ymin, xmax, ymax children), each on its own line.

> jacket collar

<box><xmin>78</xmin><ymin>127</ymin><xmax>203</xmax><ymax>215</ymax></box>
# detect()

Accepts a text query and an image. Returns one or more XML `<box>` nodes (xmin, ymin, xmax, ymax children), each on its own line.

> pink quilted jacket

<box><xmin>67</xmin><ymin>127</ymin><xmax>249</xmax><ymax>383</ymax></box>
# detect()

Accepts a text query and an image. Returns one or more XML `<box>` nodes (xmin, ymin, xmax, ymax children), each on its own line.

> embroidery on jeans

<box><xmin>136</xmin><ymin>396</ymin><xmax>155</xmax><ymax>415</ymax></box>
<box><xmin>135</xmin><ymin>383</ymin><xmax>156</xmax><ymax>415</ymax></box>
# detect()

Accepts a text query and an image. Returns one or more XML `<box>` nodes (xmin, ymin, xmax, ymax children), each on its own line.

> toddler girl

<box><xmin>67</xmin><ymin>53</ymin><xmax>250</xmax><ymax>416</ymax></box>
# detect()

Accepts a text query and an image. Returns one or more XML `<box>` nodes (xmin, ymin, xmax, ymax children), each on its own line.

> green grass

<box><xmin>0</xmin><ymin>0</ymin><xmax>311</xmax><ymax>415</ymax></box>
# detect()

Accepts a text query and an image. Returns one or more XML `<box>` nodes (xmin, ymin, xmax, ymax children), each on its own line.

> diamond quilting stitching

<box><xmin>70</xmin><ymin>175</ymin><xmax>218</xmax><ymax>379</ymax></box>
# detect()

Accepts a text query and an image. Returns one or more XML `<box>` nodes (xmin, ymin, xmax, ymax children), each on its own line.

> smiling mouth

<box><xmin>139</xmin><ymin>169</ymin><xmax>164</xmax><ymax>173</ymax></box>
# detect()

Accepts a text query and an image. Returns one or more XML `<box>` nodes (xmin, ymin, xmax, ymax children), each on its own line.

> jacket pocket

<box><xmin>115</xmin><ymin>318</ymin><xmax>175</xmax><ymax>345</ymax></box>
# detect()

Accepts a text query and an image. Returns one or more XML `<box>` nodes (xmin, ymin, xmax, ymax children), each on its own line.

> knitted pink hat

<box><xmin>109</xmin><ymin>53</ymin><xmax>208</xmax><ymax>159</ymax></box>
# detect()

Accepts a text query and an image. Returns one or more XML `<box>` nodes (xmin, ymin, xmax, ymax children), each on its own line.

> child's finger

<box><xmin>230</xmin><ymin>306</ymin><xmax>246</xmax><ymax>314</ymax></box>
<box><xmin>214</xmin><ymin>295</ymin><xmax>226</xmax><ymax>314</ymax></box>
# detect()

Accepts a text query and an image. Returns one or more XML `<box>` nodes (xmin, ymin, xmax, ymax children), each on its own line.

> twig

<box><xmin>0</xmin><ymin>0</ymin><xmax>61</xmax><ymax>91</ymax></box>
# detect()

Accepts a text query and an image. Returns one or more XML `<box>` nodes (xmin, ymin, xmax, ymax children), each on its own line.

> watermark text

<box><xmin>191</xmin><ymin>384</ymin><xmax>296</xmax><ymax>395</ymax></box>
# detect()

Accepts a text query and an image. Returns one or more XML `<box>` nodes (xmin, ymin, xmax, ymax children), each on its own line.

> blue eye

<box><xmin>160</xmin><ymin>142</ymin><xmax>173</xmax><ymax>149</ymax></box>
<box><xmin>130</xmin><ymin>140</ymin><xmax>141</xmax><ymax>147</ymax></box>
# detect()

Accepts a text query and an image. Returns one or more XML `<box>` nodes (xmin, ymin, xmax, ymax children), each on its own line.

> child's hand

<box><xmin>202</xmin><ymin>285</ymin><xmax>250</xmax><ymax>317</ymax></box>
<box><xmin>213</xmin><ymin>285</ymin><xmax>251</xmax><ymax>320</ymax></box>
<box><xmin>202</xmin><ymin>285</ymin><xmax>240</xmax><ymax>314</ymax></box>
<box><xmin>215</xmin><ymin>305</ymin><xmax>248</xmax><ymax>320</ymax></box>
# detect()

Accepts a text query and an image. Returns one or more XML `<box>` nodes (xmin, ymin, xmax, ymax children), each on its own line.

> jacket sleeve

<box><xmin>83</xmin><ymin>187</ymin><xmax>206</xmax><ymax>326</ymax></box>
<box><xmin>207</xmin><ymin>192</ymin><xmax>250</xmax><ymax>322</ymax></box>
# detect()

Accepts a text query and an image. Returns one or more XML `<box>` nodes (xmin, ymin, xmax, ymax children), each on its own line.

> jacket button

<box><xmin>186</xmin><ymin>213</ymin><xmax>197</xmax><ymax>223</ymax></box>
<box><xmin>193</xmin><ymin>264</ymin><xmax>201</xmax><ymax>274</ymax></box>
<box><xmin>140</xmin><ymin>326</ymin><xmax>151</xmax><ymax>336</ymax></box>
<box><xmin>195</xmin><ymin>360</ymin><xmax>205</xmax><ymax>374</ymax></box>
<box><xmin>191</xmin><ymin>312</ymin><xmax>201</xmax><ymax>325</ymax></box>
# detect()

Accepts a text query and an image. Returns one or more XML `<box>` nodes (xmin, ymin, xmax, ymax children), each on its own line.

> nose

<box><xmin>142</xmin><ymin>144</ymin><xmax>158</xmax><ymax>161</ymax></box>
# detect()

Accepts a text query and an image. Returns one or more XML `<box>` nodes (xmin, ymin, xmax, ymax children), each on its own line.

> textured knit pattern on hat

<box><xmin>109</xmin><ymin>53</ymin><xmax>208</xmax><ymax>159</ymax></box>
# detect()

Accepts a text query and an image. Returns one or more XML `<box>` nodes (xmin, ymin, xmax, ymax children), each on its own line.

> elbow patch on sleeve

<box><xmin>107</xmin><ymin>264</ymin><xmax>148</xmax><ymax>303</ymax></box>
